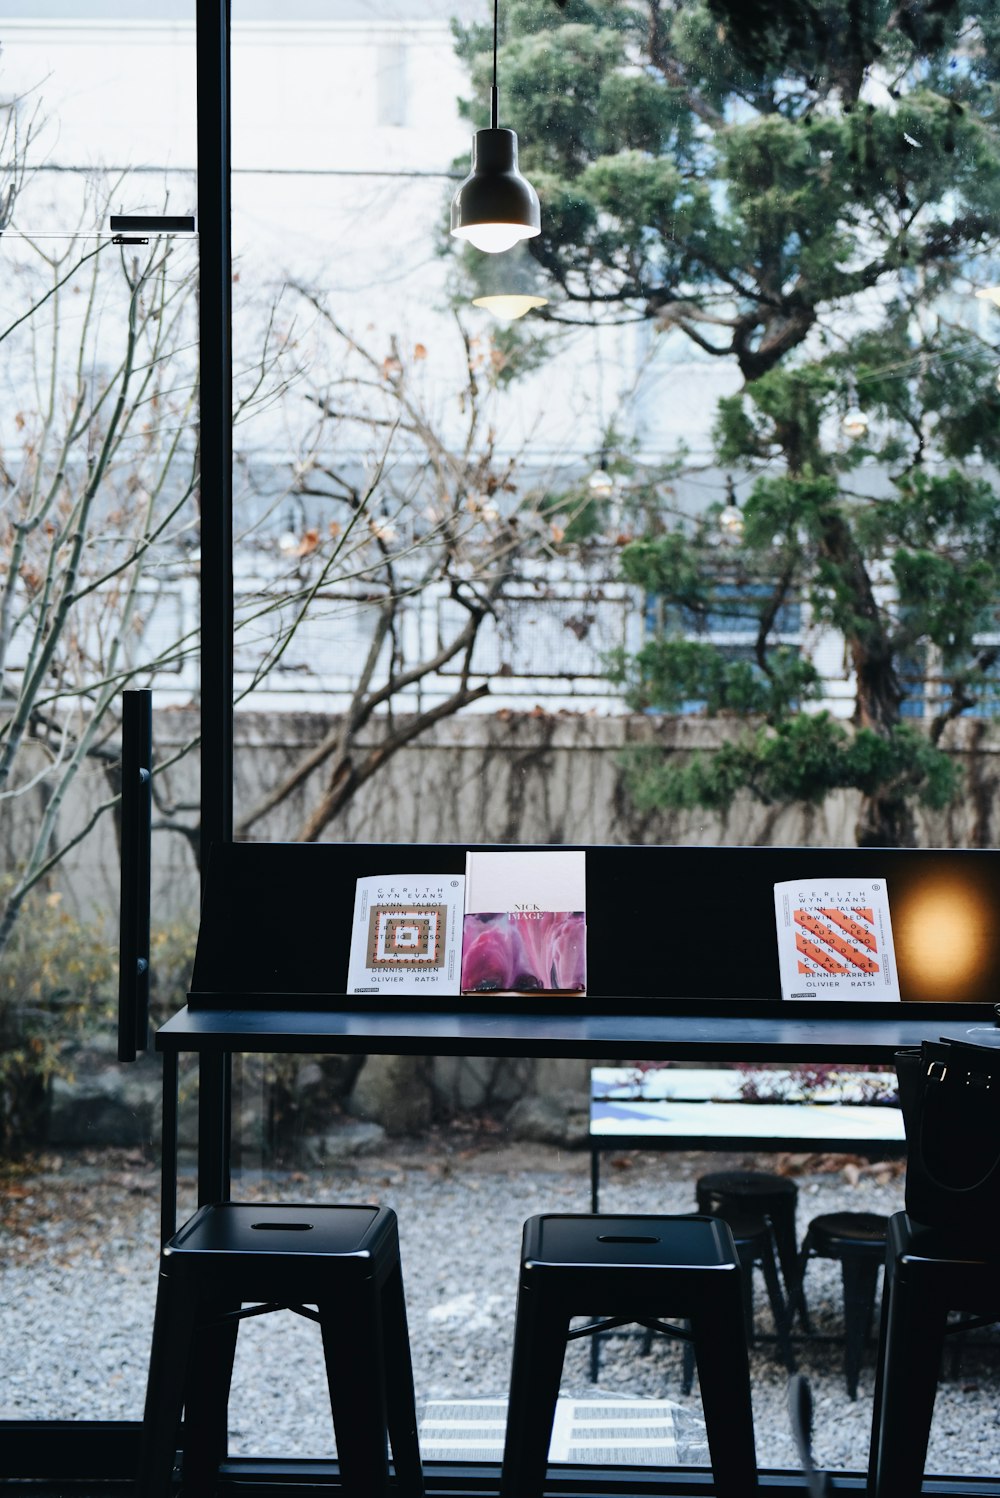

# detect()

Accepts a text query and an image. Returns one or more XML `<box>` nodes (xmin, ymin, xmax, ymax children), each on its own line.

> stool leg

<box><xmin>181</xmin><ymin>1296</ymin><xmax>241</xmax><ymax>1496</ymax></box>
<box><xmin>867</xmin><ymin>1250</ymin><xmax>892</xmax><ymax>1497</ymax></box>
<box><xmin>500</xmin><ymin>1285</ymin><xmax>568</xmax><ymax>1498</ymax></box>
<box><xmin>137</xmin><ymin>1270</ymin><xmax>198</xmax><ymax>1498</ymax></box>
<box><xmin>759</xmin><ymin>1238</ymin><xmax>796</xmax><ymax>1374</ymax></box>
<box><xmin>681</xmin><ymin>1320</ymin><xmax>695</xmax><ymax>1396</ymax></box>
<box><xmin>868</xmin><ymin>1266</ymin><xmax>947</xmax><ymax>1498</ymax></box>
<box><xmin>321</xmin><ymin>1276</ymin><xmax>392</xmax><ymax>1498</ymax></box>
<box><xmin>738</xmin><ymin>1254</ymin><xmax>755</xmax><ymax>1346</ymax></box>
<box><xmin>689</xmin><ymin>1274</ymin><xmax>758</xmax><ymax>1497</ymax></box>
<box><xmin>841</xmin><ymin>1254</ymin><xmax>880</xmax><ymax>1400</ymax></box>
<box><xmin>379</xmin><ymin>1258</ymin><xmax>424</xmax><ymax>1497</ymax></box>
<box><xmin>794</xmin><ymin>1235</ymin><xmax>813</xmax><ymax>1333</ymax></box>
<box><xmin>772</xmin><ymin>1204</ymin><xmax>799</xmax><ymax>1300</ymax></box>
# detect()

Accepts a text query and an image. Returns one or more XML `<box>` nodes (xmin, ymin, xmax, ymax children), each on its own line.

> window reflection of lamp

<box><xmin>278</xmin><ymin>503</ymin><xmax>300</xmax><ymax>554</ymax></box>
<box><xmin>472</xmin><ymin>293</ymin><xmax>547</xmax><ymax>323</ymax></box>
<box><xmin>894</xmin><ymin>876</ymin><xmax>994</xmax><ymax>1002</ymax></box>
<box><xmin>718</xmin><ymin>476</ymin><xmax>744</xmax><ymax>543</ymax></box>
<box><xmin>842</xmin><ymin>406</ymin><xmax>869</xmax><ymax>439</ymax></box>
<box><xmin>842</xmin><ymin>378</ymin><xmax>869</xmax><ymax>440</ymax></box>
<box><xmin>588</xmin><ymin>461</ymin><xmax>615</xmax><ymax>499</ymax></box>
<box><xmin>471</xmin><ymin>242</ymin><xmax>548</xmax><ymax>322</ymax></box>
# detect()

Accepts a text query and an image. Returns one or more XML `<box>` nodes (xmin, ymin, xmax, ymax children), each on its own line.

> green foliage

<box><xmin>611</xmin><ymin>636</ymin><xmax>819</xmax><ymax>717</ymax></box>
<box><xmin>450</xmin><ymin>0</ymin><xmax>1000</xmax><ymax>843</ymax></box>
<box><xmin>454</xmin><ymin>0</ymin><xmax>1000</xmax><ymax>367</ymax></box>
<box><xmin>0</xmin><ymin>889</ymin><xmax>112</xmax><ymax>1152</ymax></box>
<box><xmin>623</xmin><ymin>713</ymin><xmax>959</xmax><ymax>812</ymax></box>
<box><xmin>0</xmin><ymin>887</ymin><xmax>195</xmax><ymax>1153</ymax></box>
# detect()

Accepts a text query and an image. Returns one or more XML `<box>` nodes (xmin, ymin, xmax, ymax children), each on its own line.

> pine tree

<box><xmin>454</xmin><ymin>0</ymin><xmax>1000</xmax><ymax>845</ymax></box>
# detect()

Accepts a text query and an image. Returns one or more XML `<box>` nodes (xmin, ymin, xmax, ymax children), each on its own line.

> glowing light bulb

<box><xmin>453</xmin><ymin>221</ymin><xmax>539</xmax><ymax>254</ymax></box>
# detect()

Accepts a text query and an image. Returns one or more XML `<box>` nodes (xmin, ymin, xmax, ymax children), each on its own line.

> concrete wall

<box><xmin>8</xmin><ymin>706</ymin><xmax>998</xmax><ymax>934</ymax></box>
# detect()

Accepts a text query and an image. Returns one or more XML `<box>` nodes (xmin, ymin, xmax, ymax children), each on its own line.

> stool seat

<box><xmin>500</xmin><ymin>1214</ymin><xmax>757</xmax><ymax>1498</ymax></box>
<box><xmin>138</xmin><ymin>1202</ymin><xmax>423</xmax><ymax>1498</ymax></box>
<box><xmin>696</xmin><ymin>1168</ymin><xmax>797</xmax><ymax>1205</ymax></box>
<box><xmin>696</xmin><ymin>1169</ymin><xmax>798</xmax><ymax>1293</ymax></box>
<box><xmin>798</xmin><ymin>1211</ymin><xmax>888</xmax><ymax>1400</ymax></box>
<box><xmin>869</xmin><ymin>1212</ymin><xmax>1000</xmax><ymax>1498</ymax></box>
<box><xmin>167</xmin><ymin>1201</ymin><xmax>383</xmax><ymax>1269</ymax></box>
<box><xmin>803</xmin><ymin>1211</ymin><xmax>888</xmax><ymax>1257</ymax></box>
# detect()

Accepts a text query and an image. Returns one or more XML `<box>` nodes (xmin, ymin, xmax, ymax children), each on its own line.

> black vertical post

<box><xmin>197</xmin><ymin>0</ymin><xmax>233</xmax><ymax>1207</ymax></box>
<box><xmin>161</xmin><ymin>1050</ymin><xmax>179</xmax><ymax>1246</ymax></box>
<box><xmin>117</xmin><ymin>689</ymin><xmax>152</xmax><ymax>1063</ymax></box>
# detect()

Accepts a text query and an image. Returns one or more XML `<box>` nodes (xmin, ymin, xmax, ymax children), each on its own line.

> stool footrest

<box><xmin>207</xmin><ymin>1301</ymin><xmax>284</xmax><ymax>1327</ymax></box>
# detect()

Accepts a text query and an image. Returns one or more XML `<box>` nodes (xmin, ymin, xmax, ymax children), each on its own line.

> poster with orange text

<box><xmin>773</xmin><ymin>878</ymin><xmax>900</xmax><ymax>1001</ymax></box>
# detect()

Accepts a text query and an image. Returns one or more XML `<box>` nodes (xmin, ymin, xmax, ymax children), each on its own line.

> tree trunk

<box><xmin>855</xmin><ymin>788</ymin><xmax>917</xmax><ymax>849</ymax></box>
<box><xmin>819</xmin><ymin>513</ymin><xmax>913</xmax><ymax>847</ymax></box>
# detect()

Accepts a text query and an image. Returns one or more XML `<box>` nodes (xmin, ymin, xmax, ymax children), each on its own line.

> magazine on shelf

<box><xmin>461</xmin><ymin>850</ymin><xmax>586</xmax><ymax>995</ymax></box>
<box><xmin>346</xmin><ymin>874</ymin><xmax>465</xmax><ymax>996</ymax></box>
<box><xmin>773</xmin><ymin>876</ymin><xmax>900</xmax><ymax>1002</ymax></box>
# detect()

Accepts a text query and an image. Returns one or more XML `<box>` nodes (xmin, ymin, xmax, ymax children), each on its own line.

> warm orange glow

<box><xmin>894</xmin><ymin>877</ymin><xmax>994</xmax><ymax>1001</ymax></box>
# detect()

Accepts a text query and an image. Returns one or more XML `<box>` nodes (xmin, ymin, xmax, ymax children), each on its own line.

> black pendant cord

<box><xmin>491</xmin><ymin>0</ymin><xmax>499</xmax><ymax>129</ymax></box>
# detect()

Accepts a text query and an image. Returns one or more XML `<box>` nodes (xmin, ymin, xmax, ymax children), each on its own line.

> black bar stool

<box><xmin>797</xmin><ymin>1210</ymin><xmax>888</xmax><ymax>1399</ymax></box>
<box><xmin>137</xmin><ymin>1202</ymin><xmax>423</xmax><ymax>1498</ymax></box>
<box><xmin>868</xmin><ymin>1212</ymin><xmax>1000</xmax><ymax>1498</ymax></box>
<box><xmin>696</xmin><ymin>1169</ymin><xmax>799</xmax><ymax>1294</ymax></box>
<box><xmin>680</xmin><ymin>1214</ymin><xmax>796</xmax><ymax>1391</ymax></box>
<box><xmin>499</xmin><ymin>1213</ymin><xmax>758</xmax><ymax>1498</ymax></box>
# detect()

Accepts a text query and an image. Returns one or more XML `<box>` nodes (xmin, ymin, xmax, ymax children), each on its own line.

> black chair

<box><xmin>796</xmin><ymin>1210</ymin><xmax>888</xmax><ymax>1399</ymax></box>
<box><xmin>868</xmin><ymin>1212</ymin><xmax>1000</xmax><ymax>1498</ymax></box>
<box><xmin>499</xmin><ymin>1213</ymin><xmax>758</xmax><ymax>1498</ymax></box>
<box><xmin>696</xmin><ymin>1169</ymin><xmax>799</xmax><ymax>1295</ymax></box>
<box><xmin>137</xmin><ymin>1202</ymin><xmax>423</xmax><ymax>1498</ymax></box>
<box><xmin>680</xmin><ymin>1214</ymin><xmax>796</xmax><ymax>1391</ymax></box>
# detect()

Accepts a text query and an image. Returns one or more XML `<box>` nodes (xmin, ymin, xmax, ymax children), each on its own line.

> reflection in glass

<box><xmin>895</xmin><ymin>876</ymin><xmax>995</xmax><ymax>1003</ymax></box>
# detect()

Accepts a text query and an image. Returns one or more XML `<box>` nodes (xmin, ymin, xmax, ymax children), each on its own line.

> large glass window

<box><xmin>0</xmin><ymin>0</ymin><xmax>198</xmax><ymax>1424</ymax></box>
<box><xmin>218</xmin><ymin>0</ymin><xmax>1000</xmax><ymax>1483</ymax></box>
<box><xmin>3</xmin><ymin>0</ymin><xmax>1000</xmax><ymax>1484</ymax></box>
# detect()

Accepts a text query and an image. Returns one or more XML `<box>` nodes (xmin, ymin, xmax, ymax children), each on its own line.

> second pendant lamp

<box><xmin>451</xmin><ymin>0</ymin><xmax>540</xmax><ymax>254</ymax></box>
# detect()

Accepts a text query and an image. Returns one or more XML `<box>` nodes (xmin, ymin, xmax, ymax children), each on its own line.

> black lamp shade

<box><xmin>451</xmin><ymin>128</ymin><xmax>541</xmax><ymax>252</ymax></box>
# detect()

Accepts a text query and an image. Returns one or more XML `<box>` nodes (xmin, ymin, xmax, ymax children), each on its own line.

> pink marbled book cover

<box><xmin>461</xmin><ymin>852</ymin><xmax>586</xmax><ymax>994</ymax></box>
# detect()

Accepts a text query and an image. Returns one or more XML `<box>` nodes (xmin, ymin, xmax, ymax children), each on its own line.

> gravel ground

<box><xmin>2</xmin><ymin>1131</ymin><xmax>999</xmax><ymax>1479</ymax></box>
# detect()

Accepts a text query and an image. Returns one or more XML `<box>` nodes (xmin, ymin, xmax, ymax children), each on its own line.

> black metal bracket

<box><xmin>109</xmin><ymin>214</ymin><xmax>196</xmax><ymax>232</ymax></box>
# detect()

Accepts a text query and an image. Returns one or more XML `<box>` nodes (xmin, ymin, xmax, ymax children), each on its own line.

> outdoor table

<box><xmin>587</xmin><ymin>1065</ymin><xmax>906</xmax><ymax>1210</ymax></box>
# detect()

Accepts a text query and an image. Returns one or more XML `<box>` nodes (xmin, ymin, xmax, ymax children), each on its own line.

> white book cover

<box><xmin>464</xmin><ymin>849</ymin><xmax>586</xmax><ymax>914</ymax></box>
<box><xmin>773</xmin><ymin>877</ymin><xmax>900</xmax><ymax>1002</ymax></box>
<box><xmin>462</xmin><ymin>850</ymin><xmax>586</xmax><ymax>994</ymax></box>
<box><xmin>346</xmin><ymin>874</ymin><xmax>465</xmax><ymax>996</ymax></box>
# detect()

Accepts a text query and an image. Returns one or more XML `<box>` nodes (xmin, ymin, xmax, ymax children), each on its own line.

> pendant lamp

<box><xmin>451</xmin><ymin>0</ymin><xmax>540</xmax><ymax>254</ymax></box>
